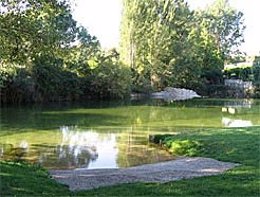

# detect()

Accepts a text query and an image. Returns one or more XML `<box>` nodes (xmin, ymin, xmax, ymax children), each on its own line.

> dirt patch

<box><xmin>49</xmin><ymin>157</ymin><xmax>239</xmax><ymax>191</ymax></box>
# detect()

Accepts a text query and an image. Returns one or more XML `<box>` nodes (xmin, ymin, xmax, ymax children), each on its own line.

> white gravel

<box><xmin>49</xmin><ymin>157</ymin><xmax>239</xmax><ymax>191</ymax></box>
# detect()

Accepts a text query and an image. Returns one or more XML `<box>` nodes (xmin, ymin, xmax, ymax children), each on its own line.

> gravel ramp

<box><xmin>50</xmin><ymin>157</ymin><xmax>239</xmax><ymax>191</ymax></box>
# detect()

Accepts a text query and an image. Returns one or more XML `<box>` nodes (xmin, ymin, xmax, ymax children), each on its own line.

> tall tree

<box><xmin>201</xmin><ymin>0</ymin><xmax>245</xmax><ymax>62</ymax></box>
<box><xmin>120</xmin><ymin>0</ymin><xmax>194</xmax><ymax>90</ymax></box>
<box><xmin>120</xmin><ymin>0</ymin><xmax>245</xmax><ymax>91</ymax></box>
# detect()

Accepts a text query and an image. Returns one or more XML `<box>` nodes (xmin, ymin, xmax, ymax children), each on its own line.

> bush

<box><xmin>89</xmin><ymin>62</ymin><xmax>132</xmax><ymax>99</ymax></box>
<box><xmin>253</xmin><ymin>56</ymin><xmax>260</xmax><ymax>85</ymax></box>
<box><xmin>252</xmin><ymin>85</ymin><xmax>260</xmax><ymax>98</ymax></box>
<box><xmin>0</xmin><ymin>63</ymin><xmax>16</xmax><ymax>89</ymax></box>
<box><xmin>32</xmin><ymin>56</ymin><xmax>82</xmax><ymax>102</ymax></box>
<box><xmin>223</xmin><ymin>67</ymin><xmax>253</xmax><ymax>81</ymax></box>
<box><xmin>163</xmin><ymin>139</ymin><xmax>203</xmax><ymax>156</ymax></box>
<box><xmin>198</xmin><ymin>84</ymin><xmax>229</xmax><ymax>98</ymax></box>
<box><xmin>131</xmin><ymin>70</ymin><xmax>153</xmax><ymax>94</ymax></box>
<box><xmin>0</xmin><ymin>63</ymin><xmax>35</xmax><ymax>103</ymax></box>
<box><xmin>1</xmin><ymin>54</ymin><xmax>132</xmax><ymax>103</ymax></box>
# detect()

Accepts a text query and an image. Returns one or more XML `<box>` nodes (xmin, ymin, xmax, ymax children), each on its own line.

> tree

<box><xmin>0</xmin><ymin>0</ymin><xmax>80</xmax><ymax>64</ymax></box>
<box><xmin>120</xmin><ymin>0</ymin><xmax>245</xmax><ymax>92</ymax></box>
<box><xmin>201</xmin><ymin>0</ymin><xmax>245</xmax><ymax>62</ymax></box>
<box><xmin>0</xmin><ymin>0</ymin><xmax>131</xmax><ymax>103</ymax></box>
<box><xmin>253</xmin><ymin>56</ymin><xmax>260</xmax><ymax>84</ymax></box>
<box><xmin>120</xmin><ymin>0</ymin><xmax>194</xmax><ymax>90</ymax></box>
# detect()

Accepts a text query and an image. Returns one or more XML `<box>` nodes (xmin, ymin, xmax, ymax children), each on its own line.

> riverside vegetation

<box><xmin>1</xmin><ymin>0</ymin><xmax>259</xmax><ymax>104</ymax></box>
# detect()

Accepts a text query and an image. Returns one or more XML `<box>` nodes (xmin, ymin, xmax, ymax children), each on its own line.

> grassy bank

<box><xmin>0</xmin><ymin>162</ymin><xmax>70</xmax><ymax>196</ymax></box>
<box><xmin>1</xmin><ymin>127</ymin><xmax>259</xmax><ymax>196</ymax></box>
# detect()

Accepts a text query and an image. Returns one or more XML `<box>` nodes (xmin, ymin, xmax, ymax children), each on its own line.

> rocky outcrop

<box><xmin>151</xmin><ymin>87</ymin><xmax>201</xmax><ymax>101</ymax></box>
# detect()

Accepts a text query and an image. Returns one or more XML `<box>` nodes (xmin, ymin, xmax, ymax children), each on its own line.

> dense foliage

<box><xmin>252</xmin><ymin>56</ymin><xmax>260</xmax><ymax>97</ymax></box>
<box><xmin>0</xmin><ymin>0</ymin><xmax>252</xmax><ymax>103</ymax></box>
<box><xmin>223</xmin><ymin>66</ymin><xmax>253</xmax><ymax>81</ymax></box>
<box><xmin>120</xmin><ymin>0</ymin><xmax>245</xmax><ymax>92</ymax></box>
<box><xmin>0</xmin><ymin>0</ymin><xmax>131</xmax><ymax>103</ymax></box>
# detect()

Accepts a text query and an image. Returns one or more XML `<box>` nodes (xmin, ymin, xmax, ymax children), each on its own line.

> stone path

<box><xmin>49</xmin><ymin>157</ymin><xmax>239</xmax><ymax>191</ymax></box>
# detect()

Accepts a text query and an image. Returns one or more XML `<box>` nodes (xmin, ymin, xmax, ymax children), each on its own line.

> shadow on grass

<box><xmin>0</xmin><ymin>161</ymin><xmax>70</xmax><ymax>196</ymax></box>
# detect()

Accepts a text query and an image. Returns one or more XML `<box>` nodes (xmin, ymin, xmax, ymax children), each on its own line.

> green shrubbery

<box><xmin>0</xmin><ymin>64</ymin><xmax>34</xmax><ymax>103</ymax></box>
<box><xmin>89</xmin><ymin>62</ymin><xmax>131</xmax><ymax>99</ymax></box>
<box><xmin>223</xmin><ymin>67</ymin><xmax>253</xmax><ymax>81</ymax></box>
<box><xmin>0</xmin><ymin>0</ymin><xmax>131</xmax><ymax>104</ymax></box>
<box><xmin>32</xmin><ymin>56</ymin><xmax>82</xmax><ymax>102</ymax></box>
<box><xmin>252</xmin><ymin>57</ymin><xmax>260</xmax><ymax>98</ymax></box>
<box><xmin>162</xmin><ymin>138</ymin><xmax>203</xmax><ymax>156</ymax></box>
<box><xmin>150</xmin><ymin>135</ymin><xmax>203</xmax><ymax>157</ymax></box>
<box><xmin>0</xmin><ymin>54</ymin><xmax>131</xmax><ymax>103</ymax></box>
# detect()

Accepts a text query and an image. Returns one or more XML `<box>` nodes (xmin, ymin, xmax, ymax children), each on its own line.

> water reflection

<box><xmin>221</xmin><ymin>99</ymin><xmax>256</xmax><ymax>127</ymax></box>
<box><xmin>0</xmin><ymin>144</ymin><xmax>28</xmax><ymax>162</ymax></box>
<box><xmin>224</xmin><ymin>99</ymin><xmax>253</xmax><ymax>108</ymax></box>
<box><xmin>0</xmin><ymin>127</ymin><xmax>111</xmax><ymax>169</ymax></box>
<box><xmin>59</xmin><ymin>126</ymin><xmax>120</xmax><ymax>169</ymax></box>
<box><xmin>46</xmin><ymin>126</ymin><xmax>100</xmax><ymax>168</ymax></box>
<box><xmin>59</xmin><ymin>126</ymin><xmax>99</xmax><ymax>161</ymax></box>
<box><xmin>1</xmin><ymin>99</ymin><xmax>258</xmax><ymax>169</ymax></box>
<box><xmin>0</xmin><ymin>126</ymin><xmax>173</xmax><ymax>169</ymax></box>
<box><xmin>222</xmin><ymin>117</ymin><xmax>253</xmax><ymax>128</ymax></box>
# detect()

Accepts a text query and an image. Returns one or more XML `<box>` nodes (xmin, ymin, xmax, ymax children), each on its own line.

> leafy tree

<box><xmin>0</xmin><ymin>0</ymin><xmax>78</xmax><ymax>64</ymax></box>
<box><xmin>87</xmin><ymin>49</ymin><xmax>131</xmax><ymax>99</ymax></box>
<box><xmin>120</xmin><ymin>0</ymin><xmax>194</xmax><ymax>90</ymax></box>
<box><xmin>202</xmin><ymin>0</ymin><xmax>245</xmax><ymax>61</ymax></box>
<box><xmin>252</xmin><ymin>56</ymin><xmax>260</xmax><ymax>98</ymax></box>
<box><xmin>120</xmin><ymin>0</ymin><xmax>245</xmax><ymax>92</ymax></box>
<box><xmin>0</xmin><ymin>0</ymin><xmax>131</xmax><ymax>103</ymax></box>
<box><xmin>253</xmin><ymin>56</ymin><xmax>260</xmax><ymax>84</ymax></box>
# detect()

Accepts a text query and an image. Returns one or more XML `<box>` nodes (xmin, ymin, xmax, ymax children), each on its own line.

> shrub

<box><xmin>1</xmin><ymin>53</ymin><xmax>132</xmax><ymax>103</ymax></box>
<box><xmin>0</xmin><ymin>63</ymin><xmax>35</xmax><ymax>103</ymax></box>
<box><xmin>131</xmin><ymin>70</ymin><xmax>153</xmax><ymax>94</ymax></box>
<box><xmin>253</xmin><ymin>56</ymin><xmax>260</xmax><ymax>85</ymax></box>
<box><xmin>89</xmin><ymin>62</ymin><xmax>132</xmax><ymax>99</ymax></box>
<box><xmin>0</xmin><ymin>63</ymin><xmax>17</xmax><ymax>89</ymax></box>
<box><xmin>163</xmin><ymin>139</ymin><xmax>203</xmax><ymax>156</ymax></box>
<box><xmin>223</xmin><ymin>67</ymin><xmax>253</xmax><ymax>81</ymax></box>
<box><xmin>32</xmin><ymin>56</ymin><xmax>82</xmax><ymax>102</ymax></box>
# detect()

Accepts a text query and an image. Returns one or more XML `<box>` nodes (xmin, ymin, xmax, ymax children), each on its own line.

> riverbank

<box><xmin>1</xmin><ymin>126</ymin><xmax>259</xmax><ymax>196</ymax></box>
<box><xmin>50</xmin><ymin>157</ymin><xmax>238</xmax><ymax>191</ymax></box>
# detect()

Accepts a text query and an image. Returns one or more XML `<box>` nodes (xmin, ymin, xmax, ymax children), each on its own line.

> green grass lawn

<box><xmin>1</xmin><ymin>127</ymin><xmax>259</xmax><ymax>196</ymax></box>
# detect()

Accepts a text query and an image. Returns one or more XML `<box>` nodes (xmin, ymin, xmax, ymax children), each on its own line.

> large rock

<box><xmin>151</xmin><ymin>87</ymin><xmax>201</xmax><ymax>101</ymax></box>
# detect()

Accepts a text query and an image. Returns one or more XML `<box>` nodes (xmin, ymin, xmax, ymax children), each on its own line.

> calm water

<box><xmin>0</xmin><ymin>99</ymin><xmax>259</xmax><ymax>169</ymax></box>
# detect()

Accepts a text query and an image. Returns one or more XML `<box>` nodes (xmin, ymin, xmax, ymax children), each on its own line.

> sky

<box><xmin>72</xmin><ymin>0</ymin><xmax>260</xmax><ymax>56</ymax></box>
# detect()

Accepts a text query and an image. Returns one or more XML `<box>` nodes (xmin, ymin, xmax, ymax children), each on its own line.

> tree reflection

<box><xmin>38</xmin><ymin>126</ymin><xmax>99</xmax><ymax>169</ymax></box>
<box><xmin>0</xmin><ymin>126</ymin><xmax>100</xmax><ymax>169</ymax></box>
<box><xmin>0</xmin><ymin>144</ymin><xmax>28</xmax><ymax>162</ymax></box>
<box><xmin>116</xmin><ymin>127</ymin><xmax>173</xmax><ymax>167</ymax></box>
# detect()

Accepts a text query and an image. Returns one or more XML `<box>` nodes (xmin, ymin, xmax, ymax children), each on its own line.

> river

<box><xmin>0</xmin><ymin>99</ymin><xmax>259</xmax><ymax>169</ymax></box>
